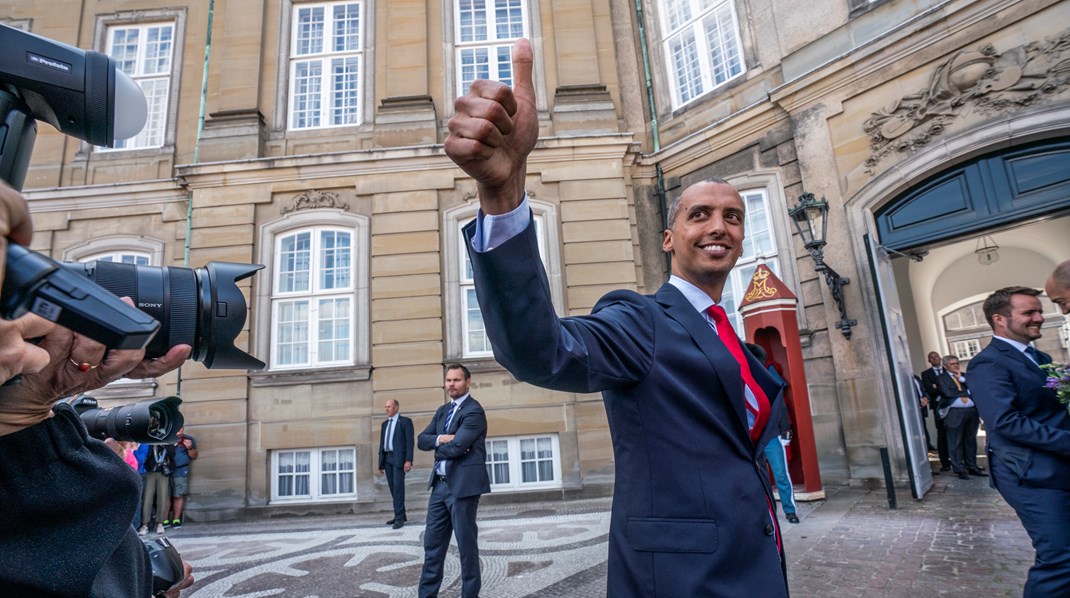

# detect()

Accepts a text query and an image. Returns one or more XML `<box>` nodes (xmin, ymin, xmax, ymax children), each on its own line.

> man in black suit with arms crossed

<box><xmin>378</xmin><ymin>399</ymin><xmax>413</xmax><ymax>529</ymax></box>
<box><xmin>967</xmin><ymin>286</ymin><xmax>1070</xmax><ymax>597</ymax></box>
<box><xmin>417</xmin><ymin>364</ymin><xmax>490</xmax><ymax>598</ymax></box>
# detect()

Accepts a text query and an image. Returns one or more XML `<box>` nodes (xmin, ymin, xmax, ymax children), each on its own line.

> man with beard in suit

<box><xmin>968</xmin><ymin>286</ymin><xmax>1069</xmax><ymax>596</ymax></box>
<box><xmin>417</xmin><ymin>364</ymin><xmax>490</xmax><ymax>598</ymax></box>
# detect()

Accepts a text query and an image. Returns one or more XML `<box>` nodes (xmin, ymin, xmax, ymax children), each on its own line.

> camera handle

<box><xmin>1</xmin><ymin>243</ymin><xmax>160</xmax><ymax>349</ymax></box>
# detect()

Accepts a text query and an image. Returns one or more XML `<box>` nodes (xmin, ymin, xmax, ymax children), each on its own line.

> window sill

<box><xmin>249</xmin><ymin>365</ymin><xmax>371</xmax><ymax>387</ymax></box>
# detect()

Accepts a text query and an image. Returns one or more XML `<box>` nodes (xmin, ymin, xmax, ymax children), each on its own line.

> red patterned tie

<box><xmin>708</xmin><ymin>305</ymin><xmax>771</xmax><ymax>444</ymax></box>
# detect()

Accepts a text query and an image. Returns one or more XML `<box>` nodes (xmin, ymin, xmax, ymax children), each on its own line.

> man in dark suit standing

<box><xmin>935</xmin><ymin>355</ymin><xmax>984</xmax><ymax>480</ymax></box>
<box><xmin>967</xmin><ymin>286</ymin><xmax>1070</xmax><ymax>597</ymax></box>
<box><xmin>920</xmin><ymin>351</ymin><xmax>952</xmax><ymax>472</ymax></box>
<box><xmin>378</xmin><ymin>399</ymin><xmax>414</xmax><ymax>529</ymax></box>
<box><xmin>417</xmin><ymin>364</ymin><xmax>490</xmax><ymax>598</ymax></box>
<box><xmin>444</xmin><ymin>39</ymin><xmax>788</xmax><ymax>597</ymax></box>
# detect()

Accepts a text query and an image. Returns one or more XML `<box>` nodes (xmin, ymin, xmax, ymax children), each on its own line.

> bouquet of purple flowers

<box><xmin>1041</xmin><ymin>362</ymin><xmax>1070</xmax><ymax>415</ymax></box>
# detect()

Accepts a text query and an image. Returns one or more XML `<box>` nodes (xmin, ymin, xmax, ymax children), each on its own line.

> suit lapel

<box><xmin>656</xmin><ymin>284</ymin><xmax>750</xmax><ymax>438</ymax></box>
<box><xmin>991</xmin><ymin>338</ymin><xmax>1048</xmax><ymax>378</ymax></box>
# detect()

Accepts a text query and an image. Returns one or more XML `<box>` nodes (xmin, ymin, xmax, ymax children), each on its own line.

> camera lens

<box><xmin>61</xmin><ymin>260</ymin><xmax>265</xmax><ymax>369</ymax></box>
<box><xmin>73</xmin><ymin>395</ymin><xmax>184</xmax><ymax>444</ymax></box>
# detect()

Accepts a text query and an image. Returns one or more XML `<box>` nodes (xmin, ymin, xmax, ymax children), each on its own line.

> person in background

<box><xmin>747</xmin><ymin>343</ymin><xmax>798</xmax><ymax>524</ymax></box>
<box><xmin>167</xmin><ymin>427</ymin><xmax>197</xmax><ymax>528</ymax></box>
<box><xmin>920</xmin><ymin>351</ymin><xmax>952</xmax><ymax>472</ymax></box>
<box><xmin>936</xmin><ymin>355</ymin><xmax>984</xmax><ymax>480</ymax></box>
<box><xmin>378</xmin><ymin>399</ymin><xmax>414</xmax><ymax>529</ymax></box>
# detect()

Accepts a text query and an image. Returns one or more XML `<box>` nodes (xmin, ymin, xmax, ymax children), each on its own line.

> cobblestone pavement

<box><xmin>167</xmin><ymin>473</ymin><xmax>1032</xmax><ymax>597</ymax></box>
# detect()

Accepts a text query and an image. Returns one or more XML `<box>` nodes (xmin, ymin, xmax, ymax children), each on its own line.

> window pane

<box><xmin>275</xmin><ymin>300</ymin><xmax>310</xmax><ymax>365</ymax></box>
<box><xmin>521</xmin><ymin>461</ymin><xmax>537</xmax><ymax>483</ymax></box>
<box><xmin>460</xmin><ymin>48</ymin><xmax>490</xmax><ymax>92</ymax></box>
<box><xmin>319</xmin><ymin>230</ymin><xmax>352</xmax><ymax>290</ymax></box>
<box><xmin>143</xmin><ymin>25</ymin><xmax>174</xmax><ymax>75</ymax></box>
<box><xmin>296</xmin><ymin>7</ymin><xmax>325</xmax><ymax>55</ymax></box>
<box><xmin>669</xmin><ymin>32</ymin><xmax>703</xmax><ymax>103</ymax></box>
<box><xmin>538</xmin><ymin>459</ymin><xmax>554</xmax><ymax>481</ymax></box>
<box><xmin>330</xmin><ymin>57</ymin><xmax>360</xmax><ymax>126</ymax></box>
<box><xmin>339</xmin><ymin>472</ymin><xmax>354</xmax><ymax>493</ymax></box>
<box><xmin>333</xmin><ymin>4</ymin><xmax>361</xmax><ymax>52</ymax></box>
<box><xmin>458</xmin><ymin>0</ymin><xmax>488</xmax><ymax>42</ymax></box>
<box><xmin>110</xmin><ymin>28</ymin><xmax>140</xmax><ymax>74</ymax></box>
<box><xmin>465</xmin><ymin>289</ymin><xmax>489</xmax><ymax>353</ymax></box>
<box><xmin>292</xmin><ymin>61</ymin><xmax>323</xmax><ymax>129</ymax></box>
<box><xmin>494</xmin><ymin>0</ymin><xmax>525</xmax><ymax>39</ymax></box>
<box><xmin>279</xmin><ymin>232</ymin><xmax>312</xmax><ymax>293</ymax></box>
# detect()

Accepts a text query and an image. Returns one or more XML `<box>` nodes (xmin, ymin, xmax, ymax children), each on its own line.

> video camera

<box><xmin>0</xmin><ymin>24</ymin><xmax>264</xmax><ymax>369</ymax></box>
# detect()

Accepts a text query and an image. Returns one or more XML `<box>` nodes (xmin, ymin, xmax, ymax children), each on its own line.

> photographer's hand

<box><xmin>162</xmin><ymin>561</ymin><xmax>194</xmax><ymax>598</ymax></box>
<box><xmin>0</xmin><ymin>182</ymin><xmax>52</xmax><ymax>387</ymax></box>
<box><xmin>0</xmin><ymin>317</ymin><xmax>192</xmax><ymax>435</ymax></box>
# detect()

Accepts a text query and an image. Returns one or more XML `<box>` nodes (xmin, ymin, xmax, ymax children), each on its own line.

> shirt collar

<box><xmin>668</xmin><ymin>275</ymin><xmax>720</xmax><ymax>314</ymax></box>
<box><xmin>450</xmin><ymin>394</ymin><xmax>470</xmax><ymax>408</ymax></box>
<box><xmin>993</xmin><ymin>334</ymin><xmax>1035</xmax><ymax>355</ymax></box>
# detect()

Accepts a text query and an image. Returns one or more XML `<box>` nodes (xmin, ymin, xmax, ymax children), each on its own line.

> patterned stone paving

<box><xmin>169</xmin><ymin>473</ymin><xmax>1033</xmax><ymax>597</ymax></box>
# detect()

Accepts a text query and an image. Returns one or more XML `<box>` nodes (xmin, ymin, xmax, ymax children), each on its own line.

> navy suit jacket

<box><xmin>967</xmin><ymin>338</ymin><xmax>1070</xmax><ymax>489</ymax></box>
<box><xmin>417</xmin><ymin>397</ymin><xmax>491</xmax><ymax>499</ymax></box>
<box><xmin>465</xmin><ymin>219</ymin><xmax>788</xmax><ymax>597</ymax></box>
<box><xmin>378</xmin><ymin>415</ymin><xmax>414</xmax><ymax>470</ymax></box>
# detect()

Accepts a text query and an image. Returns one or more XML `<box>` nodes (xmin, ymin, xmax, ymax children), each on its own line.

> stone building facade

<box><xmin>3</xmin><ymin>0</ymin><xmax>1067</xmax><ymax>518</ymax></box>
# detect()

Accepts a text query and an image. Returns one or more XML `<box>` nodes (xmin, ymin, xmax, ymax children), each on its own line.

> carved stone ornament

<box><xmin>863</xmin><ymin>27</ymin><xmax>1070</xmax><ymax>174</ymax></box>
<box><xmin>281</xmin><ymin>190</ymin><xmax>349</xmax><ymax>214</ymax></box>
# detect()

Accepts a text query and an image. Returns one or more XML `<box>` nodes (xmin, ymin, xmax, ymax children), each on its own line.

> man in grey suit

<box><xmin>378</xmin><ymin>399</ymin><xmax>413</xmax><ymax>529</ymax></box>
<box><xmin>417</xmin><ymin>364</ymin><xmax>490</xmax><ymax>598</ymax></box>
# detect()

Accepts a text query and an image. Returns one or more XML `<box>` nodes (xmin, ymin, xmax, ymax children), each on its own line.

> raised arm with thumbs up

<box><xmin>444</xmin><ymin>39</ymin><xmax>538</xmax><ymax>216</ymax></box>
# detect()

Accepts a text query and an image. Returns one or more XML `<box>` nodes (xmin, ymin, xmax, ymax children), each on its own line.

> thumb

<box><xmin>511</xmin><ymin>38</ymin><xmax>535</xmax><ymax>107</ymax></box>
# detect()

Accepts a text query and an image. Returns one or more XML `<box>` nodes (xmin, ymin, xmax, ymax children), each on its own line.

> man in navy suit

<box><xmin>417</xmin><ymin>364</ymin><xmax>490</xmax><ymax>598</ymax></box>
<box><xmin>378</xmin><ymin>399</ymin><xmax>414</xmax><ymax>529</ymax></box>
<box><xmin>967</xmin><ymin>286</ymin><xmax>1070</xmax><ymax>597</ymax></box>
<box><xmin>444</xmin><ymin>39</ymin><xmax>788</xmax><ymax>597</ymax></box>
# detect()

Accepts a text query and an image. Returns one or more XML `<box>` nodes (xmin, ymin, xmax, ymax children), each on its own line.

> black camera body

<box><xmin>0</xmin><ymin>24</ymin><xmax>265</xmax><ymax>370</ymax></box>
<box><xmin>144</xmin><ymin>536</ymin><xmax>185</xmax><ymax>596</ymax></box>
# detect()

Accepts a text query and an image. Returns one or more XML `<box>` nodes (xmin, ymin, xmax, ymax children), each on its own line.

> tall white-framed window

<box><xmin>288</xmin><ymin>1</ymin><xmax>364</xmax><ymax>130</ymax></box>
<box><xmin>659</xmin><ymin>0</ymin><xmax>745</xmax><ymax>108</ymax></box>
<box><xmin>271</xmin><ymin>226</ymin><xmax>355</xmax><ymax>369</ymax></box>
<box><xmin>719</xmin><ymin>189</ymin><xmax>778</xmax><ymax>330</ymax></box>
<box><xmin>271</xmin><ymin>447</ymin><xmax>356</xmax><ymax>502</ymax></box>
<box><xmin>104</xmin><ymin>22</ymin><xmax>175</xmax><ymax>149</ymax></box>
<box><xmin>454</xmin><ymin>0</ymin><xmax>529</xmax><ymax>97</ymax></box>
<box><xmin>445</xmin><ymin>200</ymin><xmax>560</xmax><ymax>360</ymax></box>
<box><xmin>485</xmin><ymin>434</ymin><xmax>561</xmax><ymax>491</ymax></box>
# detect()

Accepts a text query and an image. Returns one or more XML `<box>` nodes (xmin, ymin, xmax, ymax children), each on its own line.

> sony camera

<box><xmin>0</xmin><ymin>24</ymin><xmax>264</xmax><ymax>369</ymax></box>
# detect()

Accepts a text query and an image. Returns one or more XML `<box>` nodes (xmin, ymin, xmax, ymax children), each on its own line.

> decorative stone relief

<box><xmin>863</xmin><ymin>27</ymin><xmax>1070</xmax><ymax>174</ymax></box>
<box><xmin>281</xmin><ymin>190</ymin><xmax>349</xmax><ymax>214</ymax></box>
